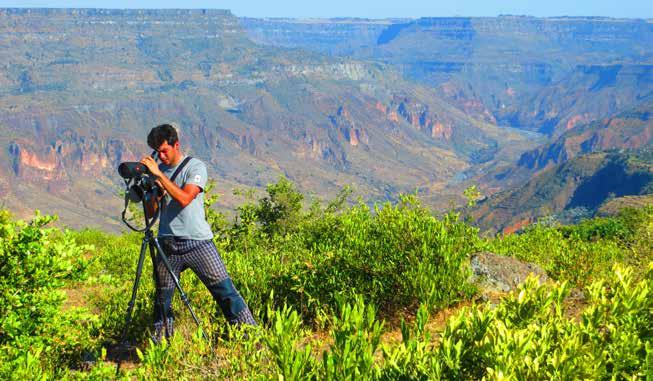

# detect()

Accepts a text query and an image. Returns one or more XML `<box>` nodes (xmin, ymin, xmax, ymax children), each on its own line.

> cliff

<box><xmin>0</xmin><ymin>9</ymin><xmax>539</xmax><ymax>230</ymax></box>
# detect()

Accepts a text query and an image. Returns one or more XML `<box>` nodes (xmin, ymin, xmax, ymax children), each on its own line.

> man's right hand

<box><xmin>140</xmin><ymin>156</ymin><xmax>164</xmax><ymax>179</ymax></box>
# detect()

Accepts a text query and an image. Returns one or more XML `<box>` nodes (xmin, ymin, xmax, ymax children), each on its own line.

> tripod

<box><xmin>117</xmin><ymin>228</ymin><xmax>210</xmax><ymax>344</ymax></box>
<box><xmin>115</xmin><ymin>189</ymin><xmax>209</xmax><ymax>374</ymax></box>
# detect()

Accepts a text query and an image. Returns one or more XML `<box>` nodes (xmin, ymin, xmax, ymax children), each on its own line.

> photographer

<box><xmin>139</xmin><ymin>124</ymin><xmax>256</xmax><ymax>342</ymax></box>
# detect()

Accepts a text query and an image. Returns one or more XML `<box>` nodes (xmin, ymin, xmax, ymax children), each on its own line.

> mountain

<box><xmin>475</xmin><ymin>95</ymin><xmax>653</xmax><ymax>191</ymax></box>
<box><xmin>517</xmin><ymin>97</ymin><xmax>653</xmax><ymax>169</ymax></box>
<box><xmin>471</xmin><ymin>150</ymin><xmax>653</xmax><ymax>234</ymax></box>
<box><xmin>242</xmin><ymin>16</ymin><xmax>653</xmax><ymax>136</ymax></box>
<box><xmin>0</xmin><ymin>9</ymin><xmax>538</xmax><ymax>231</ymax></box>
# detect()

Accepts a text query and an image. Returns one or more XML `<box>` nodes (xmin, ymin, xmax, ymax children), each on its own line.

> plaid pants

<box><xmin>153</xmin><ymin>238</ymin><xmax>256</xmax><ymax>327</ymax></box>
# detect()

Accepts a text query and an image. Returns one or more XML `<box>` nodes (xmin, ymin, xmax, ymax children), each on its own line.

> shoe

<box><xmin>152</xmin><ymin>317</ymin><xmax>174</xmax><ymax>344</ymax></box>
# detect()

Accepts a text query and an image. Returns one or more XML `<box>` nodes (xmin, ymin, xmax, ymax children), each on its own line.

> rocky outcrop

<box><xmin>329</xmin><ymin>105</ymin><xmax>369</xmax><ymax>147</ymax></box>
<box><xmin>517</xmin><ymin>99</ymin><xmax>653</xmax><ymax>171</ymax></box>
<box><xmin>375</xmin><ymin>96</ymin><xmax>454</xmax><ymax>140</ymax></box>
<box><xmin>469</xmin><ymin>251</ymin><xmax>548</xmax><ymax>293</ymax></box>
<box><xmin>8</xmin><ymin>135</ymin><xmax>137</xmax><ymax>189</ymax></box>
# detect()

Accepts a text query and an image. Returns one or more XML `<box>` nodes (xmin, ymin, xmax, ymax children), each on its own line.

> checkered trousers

<box><xmin>155</xmin><ymin>238</ymin><xmax>229</xmax><ymax>288</ymax></box>
<box><xmin>153</xmin><ymin>238</ymin><xmax>256</xmax><ymax>325</ymax></box>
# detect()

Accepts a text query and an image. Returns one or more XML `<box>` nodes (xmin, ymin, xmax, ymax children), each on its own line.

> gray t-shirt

<box><xmin>157</xmin><ymin>156</ymin><xmax>213</xmax><ymax>240</ymax></box>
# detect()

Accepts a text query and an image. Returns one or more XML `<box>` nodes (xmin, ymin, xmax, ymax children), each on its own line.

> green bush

<box><xmin>222</xmin><ymin>192</ymin><xmax>480</xmax><ymax>324</ymax></box>
<box><xmin>2</xmin><ymin>181</ymin><xmax>651</xmax><ymax>379</ymax></box>
<box><xmin>559</xmin><ymin>205</ymin><xmax>652</xmax><ymax>244</ymax></box>
<box><xmin>488</xmin><ymin>205</ymin><xmax>652</xmax><ymax>286</ymax></box>
<box><xmin>487</xmin><ymin>223</ymin><xmax>625</xmax><ymax>286</ymax></box>
<box><xmin>0</xmin><ymin>211</ymin><xmax>93</xmax><ymax>378</ymax></box>
<box><xmin>379</xmin><ymin>263</ymin><xmax>653</xmax><ymax>380</ymax></box>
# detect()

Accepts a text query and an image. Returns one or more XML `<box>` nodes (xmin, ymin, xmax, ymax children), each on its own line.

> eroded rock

<box><xmin>469</xmin><ymin>251</ymin><xmax>548</xmax><ymax>293</ymax></box>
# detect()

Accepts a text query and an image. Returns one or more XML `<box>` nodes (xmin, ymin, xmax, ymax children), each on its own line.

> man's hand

<box><xmin>140</xmin><ymin>156</ymin><xmax>164</xmax><ymax>179</ymax></box>
<box><xmin>138</xmin><ymin>156</ymin><xmax>201</xmax><ymax>208</ymax></box>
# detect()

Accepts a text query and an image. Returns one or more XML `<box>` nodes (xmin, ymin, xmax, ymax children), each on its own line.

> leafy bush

<box><xmin>487</xmin><ymin>223</ymin><xmax>624</xmax><ymax>286</ymax></box>
<box><xmin>265</xmin><ymin>303</ymin><xmax>316</xmax><ymax>380</ymax></box>
<box><xmin>2</xmin><ymin>181</ymin><xmax>651</xmax><ymax>379</ymax></box>
<box><xmin>224</xmin><ymin>192</ymin><xmax>480</xmax><ymax>323</ymax></box>
<box><xmin>559</xmin><ymin>205</ymin><xmax>652</xmax><ymax>244</ymax></box>
<box><xmin>321</xmin><ymin>296</ymin><xmax>383</xmax><ymax>380</ymax></box>
<box><xmin>0</xmin><ymin>211</ymin><xmax>93</xmax><ymax>378</ymax></box>
<box><xmin>488</xmin><ymin>205</ymin><xmax>652</xmax><ymax>286</ymax></box>
<box><xmin>380</xmin><ymin>263</ymin><xmax>653</xmax><ymax>380</ymax></box>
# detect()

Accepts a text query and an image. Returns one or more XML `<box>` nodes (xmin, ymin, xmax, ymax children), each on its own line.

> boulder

<box><xmin>469</xmin><ymin>251</ymin><xmax>548</xmax><ymax>293</ymax></box>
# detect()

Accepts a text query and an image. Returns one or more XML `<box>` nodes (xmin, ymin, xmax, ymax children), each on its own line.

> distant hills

<box><xmin>0</xmin><ymin>9</ymin><xmax>651</xmax><ymax>231</ymax></box>
<box><xmin>243</xmin><ymin>15</ymin><xmax>653</xmax><ymax>231</ymax></box>
<box><xmin>468</xmin><ymin>97</ymin><xmax>652</xmax><ymax>232</ymax></box>
<box><xmin>478</xmin><ymin>95</ymin><xmax>653</xmax><ymax>189</ymax></box>
<box><xmin>471</xmin><ymin>150</ymin><xmax>653</xmax><ymax>234</ymax></box>
<box><xmin>0</xmin><ymin>9</ymin><xmax>534</xmax><ymax>230</ymax></box>
<box><xmin>242</xmin><ymin>16</ymin><xmax>653</xmax><ymax>137</ymax></box>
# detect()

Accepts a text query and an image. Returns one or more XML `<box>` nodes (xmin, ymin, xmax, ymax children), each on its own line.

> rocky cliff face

<box><xmin>516</xmin><ymin>98</ymin><xmax>653</xmax><ymax>171</ymax></box>
<box><xmin>471</xmin><ymin>151</ymin><xmax>653</xmax><ymax>233</ymax></box>
<box><xmin>241</xmin><ymin>16</ymin><xmax>653</xmax><ymax>137</ymax></box>
<box><xmin>0</xmin><ymin>9</ymin><xmax>542</xmax><ymax>230</ymax></box>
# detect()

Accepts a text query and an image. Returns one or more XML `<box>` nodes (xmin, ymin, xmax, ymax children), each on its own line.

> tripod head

<box><xmin>120</xmin><ymin>184</ymin><xmax>161</xmax><ymax>232</ymax></box>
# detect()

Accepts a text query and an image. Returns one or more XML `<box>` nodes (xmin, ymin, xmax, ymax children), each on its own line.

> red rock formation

<box><xmin>565</xmin><ymin>114</ymin><xmax>590</xmax><ymax>130</ymax></box>
<box><xmin>330</xmin><ymin>105</ymin><xmax>369</xmax><ymax>147</ymax></box>
<box><xmin>502</xmin><ymin>218</ymin><xmax>531</xmax><ymax>235</ymax></box>
<box><xmin>381</xmin><ymin>96</ymin><xmax>454</xmax><ymax>141</ymax></box>
<box><xmin>374</xmin><ymin>101</ymin><xmax>387</xmax><ymax>114</ymax></box>
<box><xmin>349</xmin><ymin>130</ymin><xmax>359</xmax><ymax>146</ymax></box>
<box><xmin>20</xmin><ymin>149</ymin><xmax>57</xmax><ymax>173</ymax></box>
<box><xmin>431</xmin><ymin>121</ymin><xmax>453</xmax><ymax>140</ymax></box>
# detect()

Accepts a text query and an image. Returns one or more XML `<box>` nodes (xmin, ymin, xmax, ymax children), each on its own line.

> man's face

<box><xmin>155</xmin><ymin>140</ymin><xmax>180</xmax><ymax>165</ymax></box>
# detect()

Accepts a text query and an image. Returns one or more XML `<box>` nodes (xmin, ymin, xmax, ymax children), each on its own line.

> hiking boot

<box><xmin>151</xmin><ymin>317</ymin><xmax>174</xmax><ymax>344</ymax></box>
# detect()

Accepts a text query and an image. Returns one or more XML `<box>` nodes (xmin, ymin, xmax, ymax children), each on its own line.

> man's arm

<box><xmin>155</xmin><ymin>175</ymin><xmax>201</xmax><ymax>208</ymax></box>
<box><xmin>140</xmin><ymin>156</ymin><xmax>202</xmax><ymax>208</ymax></box>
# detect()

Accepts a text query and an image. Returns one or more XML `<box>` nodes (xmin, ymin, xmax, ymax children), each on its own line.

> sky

<box><xmin>0</xmin><ymin>0</ymin><xmax>651</xmax><ymax>19</ymax></box>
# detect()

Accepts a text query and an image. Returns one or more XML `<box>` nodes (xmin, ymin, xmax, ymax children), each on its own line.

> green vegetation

<box><xmin>487</xmin><ymin>205</ymin><xmax>652</xmax><ymax>286</ymax></box>
<box><xmin>0</xmin><ymin>179</ymin><xmax>651</xmax><ymax>379</ymax></box>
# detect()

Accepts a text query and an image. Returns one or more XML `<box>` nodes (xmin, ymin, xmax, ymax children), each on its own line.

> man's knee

<box><xmin>207</xmin><ymin>278</ymin><xmax>246</xmax><ymax>319</ymax></box>
<box><xmin>155</xmin><ymin>263</ymin><xmax>176</xmax><ymax>289</ymax></box>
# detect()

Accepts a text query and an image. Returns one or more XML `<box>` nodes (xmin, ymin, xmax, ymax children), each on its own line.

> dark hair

<box><xmin>147</xmin><ymin>123</ymin><xmax>179</xmax><ymax>149</ymax></box>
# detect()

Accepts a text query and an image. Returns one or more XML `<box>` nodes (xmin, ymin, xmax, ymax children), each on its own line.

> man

<box><xmin>140</xmin><ymin>123</ymin><xmax>256</xmax><ymax>341</ymax></box>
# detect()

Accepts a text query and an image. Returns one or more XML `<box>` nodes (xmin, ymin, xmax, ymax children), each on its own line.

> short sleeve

<box><xmin>184</xmin><ymin>160</ymin><xmax>208</xmax><ymax>191</ymax></box>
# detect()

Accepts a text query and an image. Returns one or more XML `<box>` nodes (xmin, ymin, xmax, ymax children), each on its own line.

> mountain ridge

<box><xmin>0</xmin><ymin>8</ymin><xmax>539</xmax><ymax>231</ymax></box>
<box><xmin>1</xmin><ymin>9</ymin><xmax>651</xmax><ymax>232</ymax></box>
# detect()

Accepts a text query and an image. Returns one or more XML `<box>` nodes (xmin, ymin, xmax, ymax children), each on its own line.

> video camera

<box><xmin>118</xmin><ymin>152</ymin><xmax>162</xmax><ymax>203</ymax></box>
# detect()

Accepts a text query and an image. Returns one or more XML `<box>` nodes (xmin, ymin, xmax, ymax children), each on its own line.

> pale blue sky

<box><xmin>1</xmin><ymin>0</ymin><xmax>651</xmax><ymax>19</ymax></box>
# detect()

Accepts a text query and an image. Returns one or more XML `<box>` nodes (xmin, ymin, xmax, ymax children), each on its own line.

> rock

<box><xmin>469</xmin><ymin>251</ymin><xmax>548</xmax><ymax>293</ymax></box>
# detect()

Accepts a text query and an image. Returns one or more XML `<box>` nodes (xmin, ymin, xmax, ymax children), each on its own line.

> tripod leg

<box><xmin>118</xmin><ymin>236</ymin><xmax>148</xmax><ymax>344</ymax></box>
<box><xmin>115</xmin><ymin>235</ymin><xmax>148</xmax><ymax>376</ymax></box>
<box><xmin>149</xmin><ymin>241</ymin><xmax>173</xmax><ymax>341</ymax></box>
<box><xmin>152</xmin><ymin>237</ymin><xmax>210</xmax><ymax>342</ymax></box>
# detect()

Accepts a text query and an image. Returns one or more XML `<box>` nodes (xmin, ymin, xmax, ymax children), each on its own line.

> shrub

<box><xmin>0</xmin><ymin>211</ymin><xmax>92</xmax><ymax>377</ymax></box>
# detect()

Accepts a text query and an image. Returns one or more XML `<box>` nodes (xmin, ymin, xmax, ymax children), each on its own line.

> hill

<box><xmin>2</xmin><ymin>10</ymin><xmax>652</xmax><ymax>232</ymax></box>
<box><xmin>0</xmin><ymin>9</ymin><xmax>536</xmax><ymax>230</ymax></box>
<box><xmin>243</xmin><ymin>16</ymin><xmax>653</xmax><ymax>136</ymax></box>
<box><xmin>471</xmin><ymin>150</ymin><xmax>653</xmax><ymax>233</ymax></box>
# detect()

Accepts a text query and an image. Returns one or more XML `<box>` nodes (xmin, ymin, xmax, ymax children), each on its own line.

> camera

<box><xmin>118</xmin><ymin>161</ymin><xmax>161</xmax><ymax>203</ymax></box>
